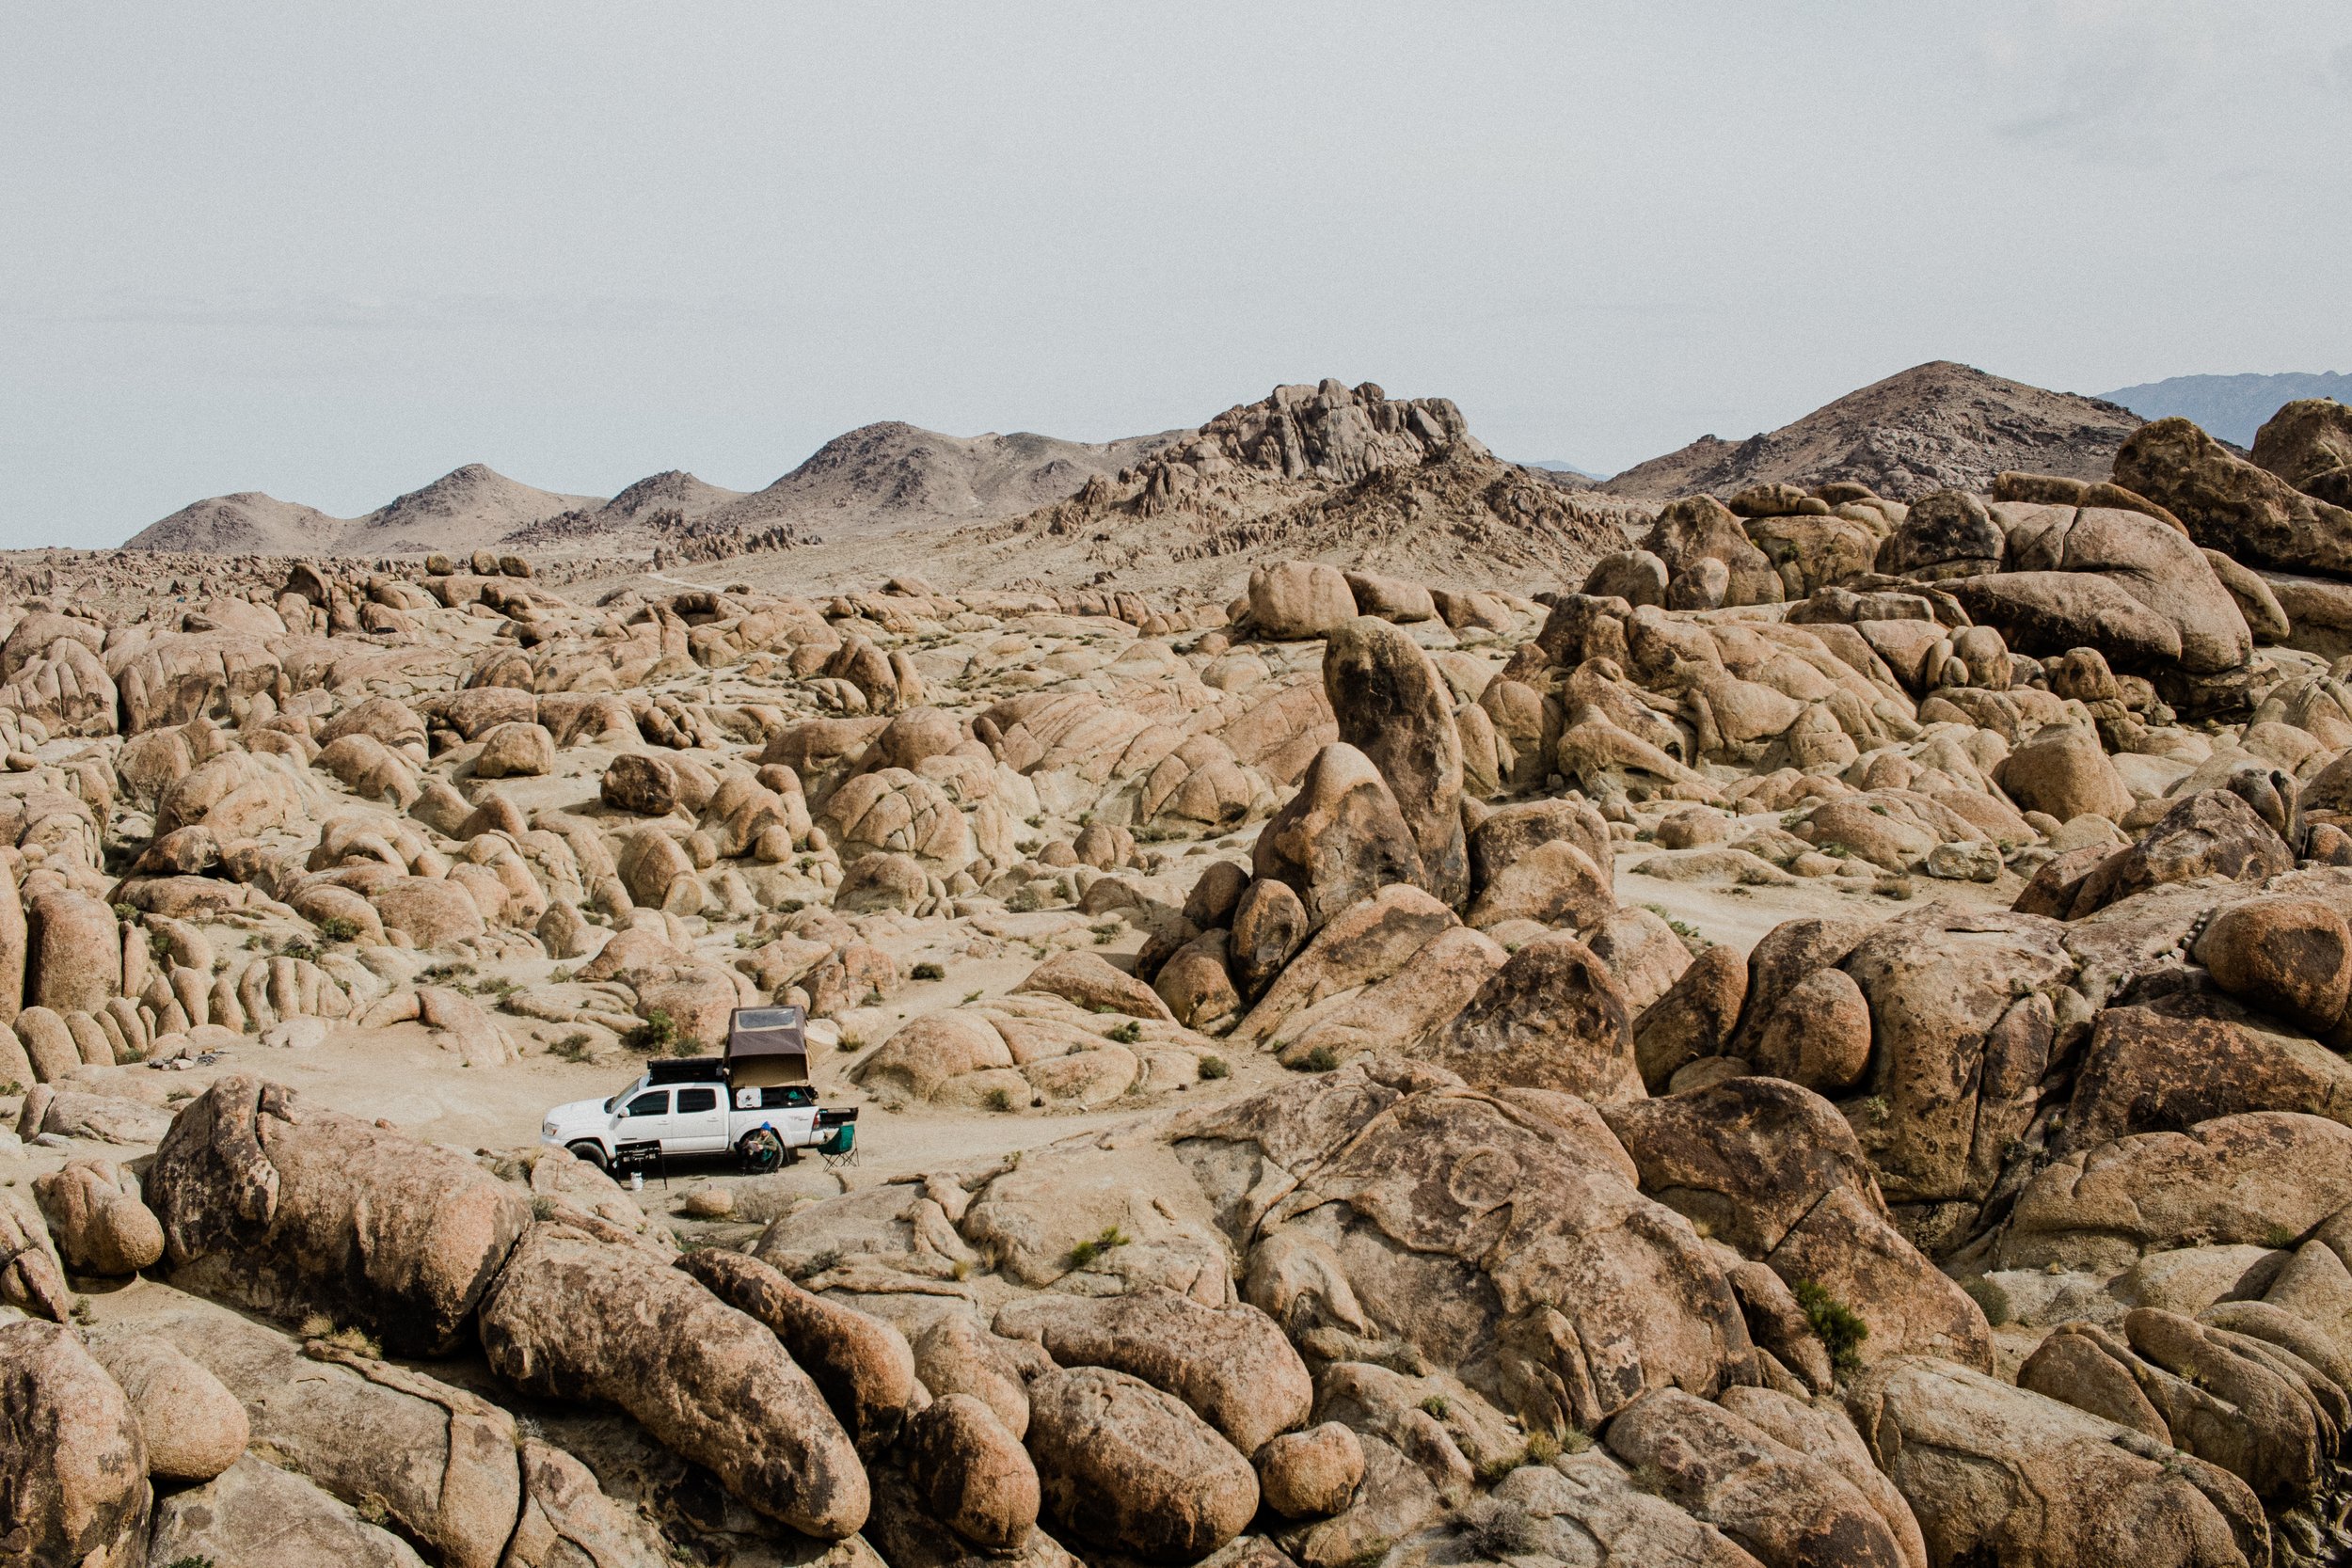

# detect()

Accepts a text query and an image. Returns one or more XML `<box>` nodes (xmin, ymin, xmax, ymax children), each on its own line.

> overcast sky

<box><xmin>7</xmin><ymin>2</ymin><xmax>2350</xmax><ymax>547</ymax></box>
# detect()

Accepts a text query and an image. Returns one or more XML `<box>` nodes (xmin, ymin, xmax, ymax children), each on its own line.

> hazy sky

<box><xmin>7</xmin><ymin>2</ymin><xmax>2351</xmax><ymax>547</ymax></box>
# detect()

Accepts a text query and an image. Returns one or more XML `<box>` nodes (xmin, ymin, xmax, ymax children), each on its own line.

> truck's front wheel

<box><xmin>566</xmin><ymin>1141</ymin><xmax>611</xmax><ymax>1172</ymax></box>
<box><xmin>738</xmin><ymin>1126</ymin><xmax>785</xmax><ymax>1174</ymax></box>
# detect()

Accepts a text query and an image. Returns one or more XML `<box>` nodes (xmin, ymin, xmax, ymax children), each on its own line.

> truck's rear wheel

<box><xmin>566</xmin><ymin>1141</ymin><xmax>610</xmax><ymax>1172</ymax></box>
<box><xmin>738</xmin><ymin>1127</ymin><xmax>784</xmax><ymax>1174</ymax></box>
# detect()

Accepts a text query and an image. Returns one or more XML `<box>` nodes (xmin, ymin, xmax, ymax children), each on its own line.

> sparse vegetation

<box><xmin>983</xmin><ymin>1086</ymin><xmax>1013</xmax><ymax>1112</ymax></box>
<box><xmin>315</xmin><ymin>914</ymin><xmax>361</xmax><ymax>942</ymax></box>
<box><xmin>1105</xmin><ymin>1020</ymin><xmax>1142</xmax><ymax>1044</ymax></box>
<box><xmin>1419</xmin><ymin>1393</ymin><xmax>1451</xmax><ymax>1419</ymax></box>
<box><xmin>1291</xmin><ymin>1043</ymin><xmax>1341</xmax><ymax>1073</ymax></box>
<box><xmin>1067</xmin><ymin>1225</ymin><xmax>1132</xmax><ymax>1268</ymax></box>
<box><xmin>911</xmin><ymin>961</ymin><xmax>946</xmax><ymax>981</ymax></box>
<box><xmin>623</xmin><ymin>1009</ymin><xmax>678</xmax><ymax>1054</ymax></box>
<box><xmin>1794</xmin><ymin>1279</ymin><xmax>1869</xmax><ymax>1372</ymax></box>
<box><xmin>551</xmin><ymin>1031</ymin><xmax>595</xmax><ymax>1062</ymax></box>
<box><xmin>1197</xmin><ymin>1054</ymin><xmax>1229</xmax><ymax>1081</ymax></box>
<box><xmin>1456</xmin><ymin>1497</ymin><xmax>1539</xmax><ymax>1556</ymax></box>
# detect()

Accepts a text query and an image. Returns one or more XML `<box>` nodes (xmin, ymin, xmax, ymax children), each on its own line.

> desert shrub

<box><xmin>1197</xmin><ymin>1054</ymin><xmax>1229</xmax><ymax>1081</ymax></box>
<box><xmin>1794</xmin><ymin>1279</ymin><xmax>1869</xmax><ymax>1371</ymax></box>
<box><xmin>623</xmin><ymin>1009</ymin><xmax>677</xmax><ymax>1054</ymax></box>
<box><xmin>911</xmin><ymin>961</ymin><xmax>946</xmax><ymax>981</ymax></box>
<box><xmin>1067</xmin><ymin>1225</ymin><xmax>1132</xmax><ymax>1269</ymax></box>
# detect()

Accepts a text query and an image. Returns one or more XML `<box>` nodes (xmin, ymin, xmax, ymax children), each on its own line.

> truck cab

<box><xmin>540</xmin><ymin>1006</ymin><xmax>856</xmax><ymax>1171</ymax></box>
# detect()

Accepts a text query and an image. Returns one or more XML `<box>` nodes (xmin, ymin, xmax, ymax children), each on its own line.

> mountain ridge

<box><xmin>1600</xmin><ymin>361</ymin><xmax>2142</xmax><ymax>501</ymax></box>
<box><xmin>2101</xmin><ymin>371</ymin><xmax>2352</xmax><ymax>448</ymax></box>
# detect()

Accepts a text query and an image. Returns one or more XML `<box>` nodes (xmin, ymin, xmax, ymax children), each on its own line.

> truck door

<box><xmin>616</xmin><ymin>1088</ymin><xmax>673</xmax><ymax>1152</ymax></box>
<box><xmin>671</xmin><ymin>1085</ymin><xmax>729</xmax><ymax>1152</ymax></box>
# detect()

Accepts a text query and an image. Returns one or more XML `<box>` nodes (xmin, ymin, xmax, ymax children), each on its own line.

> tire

<box><xmin>566</xmin><ymin>1140</ymin><xmax>610</xmax><ymax>1172</ymax></box>
<box><xmin>738</xmin><ymin>1126</ymin><xmax>785</xmax><ymax>1174</ymax></box>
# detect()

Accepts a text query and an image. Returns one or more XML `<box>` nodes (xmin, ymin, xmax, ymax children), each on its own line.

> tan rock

<box><xmin>1323</xmin><ymin>616</ymin><xmax>1468</xmax><ymax>906</ymax></box>
<box><xmin>87</xmin><ymin>1333</ymin><xmax>247</xmax><ymax>1481</ymax></box>
<box><xmin>1747</xmin><ymin>965</ymin><xmax>1872</xmax><ymax>1093</ymax></box>
<box><xmin>898</xmin><ymin>1391</ymin><xmax>1040</xmax><ymax>1549</ymax></box>
<box><xmin>1251</xmin><ymin>743</ymin><xmax>1426</xmax><ymax>929</ymax></box>
<box><xmin>1257</xmin><ymin>1421</ymin><xmax>1364</xmax><ymax>1519</ymax></box>
<box><xmin>1016</xmin><ymin>948</ymin><xmax>1172</xmax><ymax>1022</ymax></box>
<box><xmin>1421</xmin><ymin>930</ymin><xmax>1641</xmax><ymax>1101</ymax></box>
<box><xmin>2194</xmin><ymin>895</ymin><xmax>2352</xmax><ymax>1031</ymax></box>
<box><xmin>479</xmin><ymin>1219</ymin><xmax>867</xmax><ymax>1537</ymax></box>
<box><xmin>473</xmin><ymin>721</ymin><xmax>555</xmax><ymax>779</ymax></box>
<box><xmin>1995</xmin><ymin>724</ymin><xmax>2133</xmax><ymax>825</ymax></box>
<box><xmin>1025</xmin><ymin>1364</ymin><xmax>1259</xmax><ymax>1561</ymax></box>
<box><xmin>0</xmin><ymin>1319</ymin><xmax>151</xmax><ymax>1567</ymax></box>
<box><xmin>147</xmin><ymin>1074</ymin><xmax>531</xmax><ymax>1354</ymax></box>
<box><xmin>1248</xmin><ymin>561</ymin><xmax>1357</xmax><ymax>641</ymax></box>
<box><xmin>677</xmin><ymin>1247</ymin><xmax>925</xmax><ymax>1453</ymax></box>
<box><xmin>995</xmin><ymin>1286</ymin><xmax>1311</xmax><ymax>1454</ymax></box>
<box><xmin>1845</xmin><ymin>1355</ymin><xmax>2264</xmax><ymax>1568</ymax></box>
<box><xmin>33</xmin><ymin>1157</ymin><xmax>164</xmax><ymax>1275</ymax></box>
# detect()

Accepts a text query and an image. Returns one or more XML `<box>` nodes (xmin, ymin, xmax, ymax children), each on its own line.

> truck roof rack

<box><xmin>645</xmin><ymin>1056</ymin><xmax>724</xmax><ymax>1085</ymax></box>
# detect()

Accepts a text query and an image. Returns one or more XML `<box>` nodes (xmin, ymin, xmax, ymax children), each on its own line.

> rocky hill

<box><xmin>2104</xmin><ymin>370</ymin><xmax>2352</xmax><ymax>447</ymax></box>
<box><xmin>342</xmin><ymin>464</ymin><xmax>604</xmax><ymax>554</ymax></box>
<box><xmin>130</xmin><ymin>464</ymin><xmax>602</xmax><ymax>556</ymax></box>
<box><xmin>687</xmin><ymin>422</ymin><xmax>1182</xmax><ymax>542</ymax></box>
<box><xmin>909</xmin><ymin>378</ymin><xmax>1647</xmax><ymax>596</ymax></box>
<box><xmin>123</xmin><ymin>492</ymin><xmax>357</xmax><ymax>555</ymax></box>
<box><xmin>1604</xmin><ymin>360</ymin><xmax>2143</xmax><ymax>501</ymax></box>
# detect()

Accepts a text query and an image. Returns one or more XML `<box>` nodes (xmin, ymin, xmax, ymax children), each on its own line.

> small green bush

<box><xmin>911</xmin><ymin>961</ymin><xmax>946</xmax><ymax>981</ymax></box>
<box><xmin>624</xmin><ymin>1009</ymin><xmax>678</xmax><ymax>1054</ymax></box>
<box><xmin>1067</xmin><ymin>1225</ymin><xmax>1132</xmax><ymax>1269</ymax></box>
<box><xmin>1105</xmin><ymin>1020</ymin><xmax>1142</xmax><ymax>1045</ymax></box>
<box><xmin>1419</xmin><ymin>1393</ymin><xmax>1451</xmax><ymax>1419</ymax></box>
<box><xmin>315</xmin><ymin>914</ymin><xmax>361</xmax><ymax>943</ymax></box>
<box><xmin>1197</xmin><ymin>1055</ymin><xmax>1230</xmax><ymax>1081</ymax></box>
<box><xmin>1295</xmin><ymin>1044</ymin><xmax>1341</xmax><ymax>1073</ymax></box>
<box><xmin>983</xmin><ymin>1087</ymin><xmax>1013</xmax><ymax>1113</ymax></box>
<box><xmin>550</xmin><ymin>1033</ymin><xmax>594</xmax><ymax>1063</ymax></box>
<box><xmin>1794</xmin><ymin>1279</ymin><xmax>1869</xmax><ymax>1372</ymax></box>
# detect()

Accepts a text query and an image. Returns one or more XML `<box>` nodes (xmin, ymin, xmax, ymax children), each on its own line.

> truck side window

<box><xmin>625</xmin><ymin>1091</ymin><xmax>669</xmax><ymax>1118</ymax></box>
<box><xmin>676</xmin><ymin>1087</ymin><xmax>719</xmax><ymax>1114</ymax></box>
<box><xmin>759</xmin><ymin>1086</ymin><xmax>815</xmax><ymax>1108</ymax></box>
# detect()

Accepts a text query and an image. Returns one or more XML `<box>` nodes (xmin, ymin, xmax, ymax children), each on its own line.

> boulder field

<box><xmin>11</xmin><ymin>404</ymin><xmax>2352</xmax><ymax>1563</ymax></box>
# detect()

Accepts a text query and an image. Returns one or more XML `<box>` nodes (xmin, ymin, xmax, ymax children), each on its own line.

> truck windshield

<box><xmin>605</xmin><ymin>1074</ymin><xmax>645</xmax><ymax>1113</ymax></box>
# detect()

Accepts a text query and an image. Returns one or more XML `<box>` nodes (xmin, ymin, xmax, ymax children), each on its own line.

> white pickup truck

<box><xmin>539</xmin><ymin>1007</ymin><xmax>857</xmax><ymax>1173</ymax></box>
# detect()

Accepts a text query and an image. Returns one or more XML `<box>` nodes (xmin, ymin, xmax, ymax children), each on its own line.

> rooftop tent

<box><xmin>727</xmin><ymin>1006</ymin><xmax>808</xmax><ymax>1088</ymax></box>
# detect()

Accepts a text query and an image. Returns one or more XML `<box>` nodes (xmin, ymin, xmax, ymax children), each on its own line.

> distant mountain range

<box><xmin>2098</xmin><ymin>372</ymin><xmax>2352</xmax><ymax>448</ymax></box>
<box><xmin>128</xmin><ymin>362</ymin><xmax>2352</xmax><ymax>558</ymax></box>
<box><xmin>125</xmin><ymin>427</ymin><xmax>1181</xmax><ymax>556</ymax></box>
